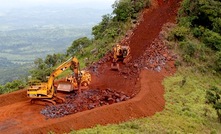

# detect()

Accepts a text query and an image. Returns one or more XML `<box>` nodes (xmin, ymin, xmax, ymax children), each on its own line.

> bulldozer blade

<box><xmin>123</xmin><ymin>55</ymin><xmax>132</xmax><ymax>64</ymax></box>
<box><xmin>57</xmin><ymin>82</ymin><xmax>73</xmax><ymax>92</ymax></box>
<box><xmin>111</xmin><ymin>63</ymin><xmax>120</xmax><ymax>71</ymax></box>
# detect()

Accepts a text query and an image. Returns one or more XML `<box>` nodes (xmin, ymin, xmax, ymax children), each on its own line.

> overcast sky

<box><xmin>0</xmin><ymin>0</ymin><xmax>116</xmax><ymax>9</ymax></box>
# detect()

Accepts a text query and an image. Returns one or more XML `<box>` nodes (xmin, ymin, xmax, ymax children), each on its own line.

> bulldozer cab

<box><xmin>121</xmin><ymin>46</ymin><xmax>129</xmax><ymax>57</ymax></box>
<box><xmin>122</xmin><ymin>48</ymin><xmax>128</xmax><ymax>57</ymax></box>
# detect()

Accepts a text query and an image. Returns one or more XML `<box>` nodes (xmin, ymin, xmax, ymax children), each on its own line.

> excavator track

<box><xmin>30</xmin><ymin>96</ymin><xmax>65</xmax><ymax>105</ymax></box>
<box><xmin>31</xmin><ymin>98</ymin><xmax>56</xmax><ymax>105</ymax></box>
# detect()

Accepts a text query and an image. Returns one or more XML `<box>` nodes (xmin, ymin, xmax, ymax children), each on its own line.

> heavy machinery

<box><xmin>27</xmin><ymin>57</ymin><xmax>91</xmax><ymax>105</ymax></box>
<box><xmin>57</xmin><ymin>70</ymin><xmax>91</xmax><ymax>92</ymax></box>
<box><xmin>111</xmin><ymin>44</ymin><xmax>131</xmax><ymax>71</ymax></box>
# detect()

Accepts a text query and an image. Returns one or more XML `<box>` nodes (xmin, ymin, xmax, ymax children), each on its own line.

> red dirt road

<box><xmin>0</xmin><ymin>0</ymin><xmax>181</xmax><ymax>133</ymax></box>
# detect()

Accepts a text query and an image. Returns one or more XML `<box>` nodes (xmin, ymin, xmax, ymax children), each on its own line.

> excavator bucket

<box><xmin>111</xmin><ymin>63</ymin><xmax>120</xmax><ymax>71</ymax></box>
<box><xmin>57</xmin><ymin>81</ymin><xmax>74</xmax><ymax>92</ymax></box>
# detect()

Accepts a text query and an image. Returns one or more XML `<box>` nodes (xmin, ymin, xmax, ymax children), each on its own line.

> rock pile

<box><xmin>123</xmin><ymin>38</ymin><xmax>176</xmax><ymax>73</ymax></box>
<box><xmin>140</xmin><ymin>38</ymin><xmax>176</xmax><ymax>72</ymax></box>
<box><xmin>41</xmin><ymin>88</ymin><xmax>130</xmax><ymax>118</ymax></box>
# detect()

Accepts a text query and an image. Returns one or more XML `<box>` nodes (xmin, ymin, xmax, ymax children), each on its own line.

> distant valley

<box><xmin>0</xmin><ymin>6</ymin><xmax>112</xmax><ymax>84</ymax></box>
<box><xmin>0</xmin><ymin>26</ymin><xmax>91</xmax><ymax>64</ymax></box>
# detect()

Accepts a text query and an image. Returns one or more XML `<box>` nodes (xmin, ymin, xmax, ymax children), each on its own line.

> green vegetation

<box><xmin>0</xmin><ymin>79</ymin><xmax>26</xmax><ymax>94</ymax></box>
<box><xmin>169</xmin><ymin>0</ymin><xmax>221</xmax><ymax>72</ymax></box>
<box><xmin>29</xmin><ymin>53</ymin><xmax>67</xmax><ymax>82</ymax></box>
<box><xmin>67</xmin><ymin>37</ymin><xmax>92</xmax><ymax>57</ymax></box>
<box><xmin>206</xmin><ymin>86</ymin><xmax>221</xmax><ymax>123</ymax></box>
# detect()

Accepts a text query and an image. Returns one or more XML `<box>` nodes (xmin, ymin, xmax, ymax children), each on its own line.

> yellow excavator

<box><xmin>111</xmin><ymin>44</ymin><xmax>131</xmax><ymax>71</ymax></box>
<box><xmin>27</xmin><ymin>56</ymin><xmax>91</xmax><ymax>105</ymax></box>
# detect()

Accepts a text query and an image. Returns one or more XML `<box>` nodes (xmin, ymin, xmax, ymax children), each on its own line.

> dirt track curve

<box><xmin>0</xmin><ymin>0</ymin><xmax>181</xmax><ymax>133</ymax></box>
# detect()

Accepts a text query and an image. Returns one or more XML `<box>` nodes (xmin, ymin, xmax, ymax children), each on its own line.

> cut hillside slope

<box><xmin>0</xmin><ymin>0</ymin><xmax>181</xmax><ymax>133</ymax></box>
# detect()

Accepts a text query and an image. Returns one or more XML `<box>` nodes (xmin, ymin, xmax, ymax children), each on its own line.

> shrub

<box><xmin>179</xmin><ymin>40</ymin><xmax>196</xmax><ymax>57</ymax></box>
<box><xmin>183</xmin><ymin>54</ymin><xmax>191</xmax><ymax>63</ymax></box>
<box><xmin>170</xmin><ymin>26</ymin><xmax>189</xmax><ymax>41</ymax></box>
<box><xmin>174</xmin><ymin>60</ymin><xmax>181</xmax><ymax>67</ymax></box>
<box><xmin>214</xmin><ymin>51</ymin><xmax>221</xmax><ymax>71</ymax></box>
<box><xmin>212</xmin><ymin>18</ymin><xmax>221</xmax><ymax>34</ymax></box>
<box><xmin>202</xmin><ymin>29</ymin><xmax>221</xmax><ymax>51</ymax></box>
<box><xmin>0</xmin><ymin>80</ymin><xmax>26</xmax><ymax>94</ymax></box>
<box><xmin>206</xmin><ymin>86</ymin><xmax>221</xmax><ymax>123</ymax></box>
<box><xmin>192</xmin><ymin>26</ymin><xmax>204</xmax><ymax>38</ymax></box>
<box><xmin>0</xmin><ymin>85</ymin><xmax>3</xmax><ymax>94</ymax></box>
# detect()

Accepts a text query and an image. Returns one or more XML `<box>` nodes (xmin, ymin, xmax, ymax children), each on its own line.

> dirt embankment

<box><xmin>0</xmin><ymin>0</ymin><xmax>181</xmax><ymax>133</ymax></box>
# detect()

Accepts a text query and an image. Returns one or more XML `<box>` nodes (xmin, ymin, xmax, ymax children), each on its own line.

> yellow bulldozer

<box><xmin>27</xmin><ymin>57</ymin><xmax>91</xmax><ymax>105</ymax></box>
<box><xmin>111</xmin><ymin>44</ymin><xmax>131</xmax><ymax>71</ymax></box>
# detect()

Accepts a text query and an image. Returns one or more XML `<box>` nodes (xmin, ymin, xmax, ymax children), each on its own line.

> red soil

<box><xmin>0</xmin><ymin>0</ymin><xmax>181</xmax><ymax>133</ymax></box>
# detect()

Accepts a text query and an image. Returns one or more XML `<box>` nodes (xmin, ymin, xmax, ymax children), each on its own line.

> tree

<box><xmin>54</xmin><ymin>53</ymin><xmax>66</xmax><ymax>64</ymax></box>
<box><xmin>206</xmin><ymin>86</ymin><xmax>221</xmax><ymax>123</ymax></box>
<box><xmin>67</xmin><ymin>37</ymin><xmax>92</xmax><ymax>56</ymax></box>
<box><xmin>112</xmin><ymin>0</ymin><xmax>150</xmax><ymax>22</ymax></box>
<box><xmin>44</xmin><ymin>53</ymin><xmax>65</xmax><ymax>67</ymax></box>
<box><xmin>92</xmin><ymin>14</ymin><xmax>113</xmax><ymax>39</ymax></box>
<box><xmin>179</xmin><ymin>0</ymin><xmax>221</xmax><ymax>32</ymax></box>
<box><xmin>30</xmin><ymin>58</ymin><xmax>52</xmax><ymax>82</ymax></box>
<box><xmin>112</xmin><ymin>0</ymin><xmax>133</xmax><ymax>22</ymax></box>
<box><xmin>45</xmin><ymin>54</ymin><xmax>57</xmax><ymax>67</ymax></box>
<box><xmin>0</xmin><ymin>85</ymin><xmax>3</xmax><ymax>94</ymax></box>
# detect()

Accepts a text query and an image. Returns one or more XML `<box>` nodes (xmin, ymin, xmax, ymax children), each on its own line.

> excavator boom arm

<box><xmin>27</xmin><ymin>56</ymin><xmax>80</xmax><ymax>100</ymax></box>
<box><xmin>47</xmin><ymin>57</ymin><xmax>79</xmax><ymax>90</ymax></box>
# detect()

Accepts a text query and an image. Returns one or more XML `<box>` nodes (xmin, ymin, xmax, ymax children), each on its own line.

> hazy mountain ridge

<box><xmin>0</xmin><ymin>57</ymin><xmax>15</xmax><ymax>67</ymax></box>
<box><xmin>0</xmin><ymin>7</ymin><xmax>112</xmax><ymax>29</ymax></box>
<box><xmin>0</xmin><ymin>26</ymin><xmax>91</xmax><ymax>64</ymax></box>
<box><xmin>0</xmin><ymin>6</ymin><xmax>112</xmax><ymax>64</ymax></box>
<box><xmin>0</xmin><ymin>6</ymin><xmax>112</xmax><ymax>84</ymax></box>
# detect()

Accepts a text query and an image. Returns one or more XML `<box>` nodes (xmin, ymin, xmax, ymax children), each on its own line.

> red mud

<box><xmin>0</xmin><ymin>0</ymin><xmax>181</xmax><ymax>133</ymax></box>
